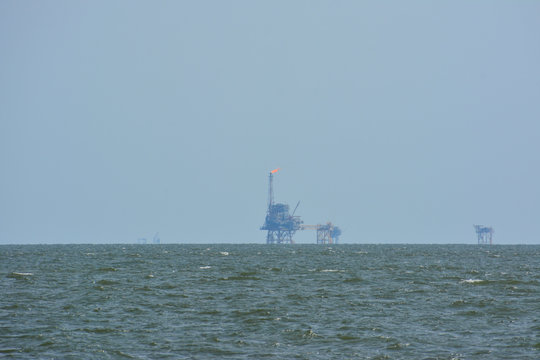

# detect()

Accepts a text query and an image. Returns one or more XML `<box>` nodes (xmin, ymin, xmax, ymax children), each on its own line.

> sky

<box><xmin>1</xmin><ymin>1</ymin><xmax>539</xmax><ymax>244</ymax></box>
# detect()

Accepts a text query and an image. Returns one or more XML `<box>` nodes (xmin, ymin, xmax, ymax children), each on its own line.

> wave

<box><xmin>10</xmin><ymin>272</ymin><xmax>33</xmax><ymax>276</ymax></box>
<box><xmin>461</xmin><ymin>279</ymin><xmax>485</xmax><ymax>284</ymax></box>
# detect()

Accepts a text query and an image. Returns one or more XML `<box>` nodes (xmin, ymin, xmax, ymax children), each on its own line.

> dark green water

<box><xmin>1</xmin><ymin>244</ymin><xmax>539</xmax><ymax>359</ymax></box>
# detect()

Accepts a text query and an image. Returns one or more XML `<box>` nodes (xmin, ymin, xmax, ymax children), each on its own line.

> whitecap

<box><xmin>219</xmin><ymin>252</ymin><xmax>229</xmax><ymax>256</ymax></box>
<box><xmin>461</xmin><ymin>279</ymin><xmax>484</xmax><ymax>284</ymax></box>
<box><xmin>199</xmin><ymin>266</ymin><xmax>211</xmax><ymax>269</ymax></box>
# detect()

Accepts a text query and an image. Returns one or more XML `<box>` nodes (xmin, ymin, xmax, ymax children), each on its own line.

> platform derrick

<box><xmin>261</xmin><ymin>169</ymin><xmax>303</xmax><ymax>244</ymax></box>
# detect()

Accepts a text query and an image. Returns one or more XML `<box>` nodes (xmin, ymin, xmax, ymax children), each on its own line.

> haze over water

<box><xmin>2</xmin><ymin>244</ymin><xmax>539</xmax><ymax>359</ymax></box>
<box><xmin>2</xmin><ymin>2</ymin><xmax>540</xmax><ymax>245</ymax></box>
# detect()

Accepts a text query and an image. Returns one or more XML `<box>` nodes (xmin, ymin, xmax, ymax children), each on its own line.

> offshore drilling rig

<box><xmin>260</xmin><ymin>168</ymin><xmax>341</xmax><ymax>244</ymax></box>
<box><xmin>474</xmin><ymin>225</ymin><xmax>494</xmax><ymax>245</ymax></box>
<box><xmin>260</xmin><ymin>168</ymin><xmax>303</xmax><ymax>244</ymax></box>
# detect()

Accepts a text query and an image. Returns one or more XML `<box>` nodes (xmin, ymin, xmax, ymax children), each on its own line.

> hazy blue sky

<box><xmin>1</xmin><ymin>1</ymin><xmax>539</xmax><ymax>244</ymax></box>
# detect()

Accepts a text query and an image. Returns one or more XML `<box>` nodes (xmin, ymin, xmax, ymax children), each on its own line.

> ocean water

<box><xmin>1</xmin><ymin>244</ymin><xmax>539</xmax><ymax>359</ymax></box>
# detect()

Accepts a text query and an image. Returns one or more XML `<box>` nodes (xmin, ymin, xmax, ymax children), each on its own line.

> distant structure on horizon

<box><xmin>137</xmin><ymin>232</ymin><xmax>160</xmax><ymax>244</ymax></box>
<box><xmin>474</xmin><ymin>225</ymin><xmax>494</xmax><ymax>245</ymax></box>
<box><xmin>260</xmin><ymin>168</ymin><xmax>341</xmax><ymax>244</ymax></box>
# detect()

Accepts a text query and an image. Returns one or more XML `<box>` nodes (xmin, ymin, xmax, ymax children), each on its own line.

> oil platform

<box><xmin>474</xmin><ymin>225</ymin><xmax>494</xmax><ymax>245</ymax></box>
<box><xmin>261</xmin><ymin>168</ymin><xmax>341</xmax><ymax>244</ymax></box>
<box><xmin>301</xmin><ymin>223</ymin><xmax>342</xmax><ymax>244</ymax></box>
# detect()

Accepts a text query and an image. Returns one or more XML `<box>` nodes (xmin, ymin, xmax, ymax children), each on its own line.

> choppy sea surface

<box><xmin>1</xmin><ymin>244</ymin><xmax>539</xmax><ymax>359</ymax></box>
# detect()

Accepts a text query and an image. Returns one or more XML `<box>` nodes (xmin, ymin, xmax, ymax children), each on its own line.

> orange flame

<box><xmin>271</xmin><ymin>168</ymin><xmax>280</xmax><ymax>174</ymax></box>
